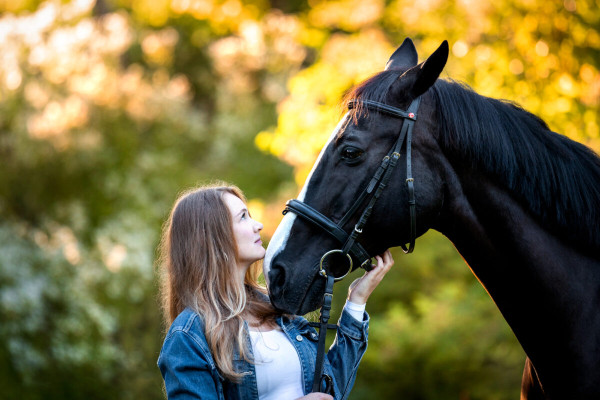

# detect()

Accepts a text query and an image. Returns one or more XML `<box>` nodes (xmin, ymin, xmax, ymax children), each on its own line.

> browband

<box><xmin>348</xmin><ymin>99</ymin><xmax>417</xmax><ymax>120</ymax></box>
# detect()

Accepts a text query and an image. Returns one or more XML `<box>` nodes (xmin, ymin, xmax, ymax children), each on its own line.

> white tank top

<box><xmin>249</xmin><ymin>328</ymin><xmax>304</xmax><ymax>400</ymax></box>
<box><xmin>249</xmin><ymin>300</ymin><xmax>365</xmax><ymax>399</ymax></box>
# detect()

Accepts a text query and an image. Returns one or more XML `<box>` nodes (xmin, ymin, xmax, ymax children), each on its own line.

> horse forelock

<box><xmin>342</xmin><ymin>70</ymin><xmax>402</xmax><ymax>123</ymax></box>
<box><xmin>431</xmin><ymin>79</ymin><xmax>600</xmax><ymax>253</ymax></box>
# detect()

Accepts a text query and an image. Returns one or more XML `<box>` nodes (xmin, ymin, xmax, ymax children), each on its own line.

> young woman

<box><xmin>157</xmin><ymin>184</ymin><xmax>394</xmax><ymax>400</ymax></box>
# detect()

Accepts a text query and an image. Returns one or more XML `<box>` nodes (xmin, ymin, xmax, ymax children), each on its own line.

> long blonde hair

<box><xmin>158</xmin><ymin>183</ymin><xmax>279</xmax><ymax>381</ymax></box>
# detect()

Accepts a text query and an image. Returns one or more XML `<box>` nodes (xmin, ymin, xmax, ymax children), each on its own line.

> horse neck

<box><xmin>435</xmin><ymin>165</ymin><xmax>600</xmax><ymax>386</ymax></box>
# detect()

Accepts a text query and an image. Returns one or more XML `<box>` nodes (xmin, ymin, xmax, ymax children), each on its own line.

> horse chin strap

<box><xmin>286</xmin><ymin>97</ymin><xmax>422</xmax><ymax>394</ymax></box>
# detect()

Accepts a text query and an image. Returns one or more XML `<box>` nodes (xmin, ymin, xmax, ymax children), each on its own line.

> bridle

<box><xmin>282</xmin><ymin>96</ymin><xmax>421</xmax><ymax>281</ymax></box>
<box><xmin>280</xmin><ymin>96</ymin><xmax>422</xmax><ymax>394</ymax></box>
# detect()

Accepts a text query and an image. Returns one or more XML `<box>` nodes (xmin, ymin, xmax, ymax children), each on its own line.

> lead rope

<box><xmin>309</xmin><ymin>274</ymin><xmax>336</xmax><ymax>394</ymax></box>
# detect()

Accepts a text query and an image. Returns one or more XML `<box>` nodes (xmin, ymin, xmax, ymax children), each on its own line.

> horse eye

<box><xmin>341</xmin><ymin>146</ymin><xmax>364</xmax><ymax>161</ymax></box>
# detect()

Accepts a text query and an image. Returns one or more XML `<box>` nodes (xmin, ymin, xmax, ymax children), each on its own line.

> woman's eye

<box><xmin>341</xmin><ymin>147</ymin><xmax>364</xmax><ymax>161</ymax></box>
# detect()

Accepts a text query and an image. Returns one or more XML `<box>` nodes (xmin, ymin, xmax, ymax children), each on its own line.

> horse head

<box><xmin>264</xmin><ymin>39</ymin><xmax>450</xmax><ymax>315</ymax></box>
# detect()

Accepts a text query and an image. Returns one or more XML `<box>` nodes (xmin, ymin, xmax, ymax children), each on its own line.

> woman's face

<box><xmin>223</xmin><ymin>192</ymin><xmax>265</xmax><ymax>269</ymax></box>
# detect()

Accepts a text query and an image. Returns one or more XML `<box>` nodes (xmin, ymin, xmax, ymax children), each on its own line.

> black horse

<box><xmin>263</xmin><ymin>38</ymin><xmax>600</xmax><ymax>399</ymax></box>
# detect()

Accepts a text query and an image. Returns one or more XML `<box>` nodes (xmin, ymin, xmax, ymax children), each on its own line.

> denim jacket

<box><xmin>158</xmin><ymin>307</ymin><xmax>369</xmax><ymax>400</ymax></box>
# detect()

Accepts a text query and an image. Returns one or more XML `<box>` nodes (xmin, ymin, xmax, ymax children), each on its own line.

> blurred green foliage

<box><xmin>0</xmin><ymin>0</ymin><xmax>598</xmax><ymax>399</ymax></box>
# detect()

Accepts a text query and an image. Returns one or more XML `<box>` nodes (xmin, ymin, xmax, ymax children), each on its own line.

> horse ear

<box><xmin>385</xmin><ymin>38</ymin><xmax>419</xmax><ymax>71</ymax></box>
<box><xmin>410</xmin><ymin>40</ymin><xmax>449</xmax><ymax>97</ymax></box>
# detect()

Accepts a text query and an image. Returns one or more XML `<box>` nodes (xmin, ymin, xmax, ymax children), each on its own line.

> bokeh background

<box><xmin>1</xmin><ymin>0</ymin><xmax>598</xmax><ymax>399</ymax></box>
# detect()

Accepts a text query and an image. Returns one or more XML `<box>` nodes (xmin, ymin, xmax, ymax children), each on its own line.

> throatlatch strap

<box><xmin>397</xmin><ymin>97</ymin><xmax>420</xmax><ymax>253</ymax></box>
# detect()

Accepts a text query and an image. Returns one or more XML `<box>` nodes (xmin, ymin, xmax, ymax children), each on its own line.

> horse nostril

<box><xmin>267</xmin><ymin>262</ymin><xmax>286</xmax><ymax>298</ymax></box>
<box><xmin>269</xmin><ymin>263</ymin><xmax>285</xmax><ymax>286</ymax></box>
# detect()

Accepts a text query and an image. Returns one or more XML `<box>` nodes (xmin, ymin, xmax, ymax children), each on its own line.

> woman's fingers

<box><xmin>381</xmin><ymin>249</ymin><xmax>394</xmax><ymax>271</ymax></box>
<box><xmin>296</xmin><ymin>393</ymin><xmax>334</xmax><ymax>399</ymax></box>
<box><xmin>369</xmin><ymin>250</ymin><xmax>394</xmax><ymax>276</ymax></box>
<box><xmin>348</xmin><ymin>249</ymin><xmax>395</xmax><ymax>304</ymax></box>
<box><xmin>373</xmin><ymin>254</ymin><xmax>383</xmax><ymax>267</ymax></box>
<box><xmin>382</xmin><ymin>250</ymin><xmax>393</xmax><ymax>267</ymax></box>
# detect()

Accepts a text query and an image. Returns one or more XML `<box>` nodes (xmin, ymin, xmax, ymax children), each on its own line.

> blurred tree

<box><xmin>0</xmin><ymin>0</ymin><xmax>295</xmax><ymax>398</ymax></box>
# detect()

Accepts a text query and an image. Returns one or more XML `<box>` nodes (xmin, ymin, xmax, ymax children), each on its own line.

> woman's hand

<box><xmin>347</xmin><ymin>249</ymin><xmax>394</xmax><ymax>305</ymax></box>
<box><xmin>296</xmin><ymin>393</ymin><xmax>333</xmax><ymax>400</ymax></box>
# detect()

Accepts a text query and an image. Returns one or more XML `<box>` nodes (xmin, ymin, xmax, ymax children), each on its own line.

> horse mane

<box><xmin>432</xmin><ymin>79</ymin><xmax>600</xmax><ymax>252</ymax></box>
<box><xmin>344</xmin><ymin>72</ymin><xmax>600</xmax><ymax>252</ymax></box>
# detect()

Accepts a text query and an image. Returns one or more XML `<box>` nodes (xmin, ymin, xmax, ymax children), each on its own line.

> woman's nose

<box><xmin>254</xmin><ymin>220</ymin><xmax>263</xmax><ymax>231</ymax></box>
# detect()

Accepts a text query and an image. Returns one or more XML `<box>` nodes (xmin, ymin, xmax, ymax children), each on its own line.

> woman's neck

<box><xmin>244</xmin><ymin>312</ymin><xmax>279</xmax><ymax>331</ymax></box>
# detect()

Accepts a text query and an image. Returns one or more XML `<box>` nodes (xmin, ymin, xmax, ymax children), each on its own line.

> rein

<box><xmin>282</xmin><ymin>97</ymin><xmax>422</xmax><ymax>394</ymax></box>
